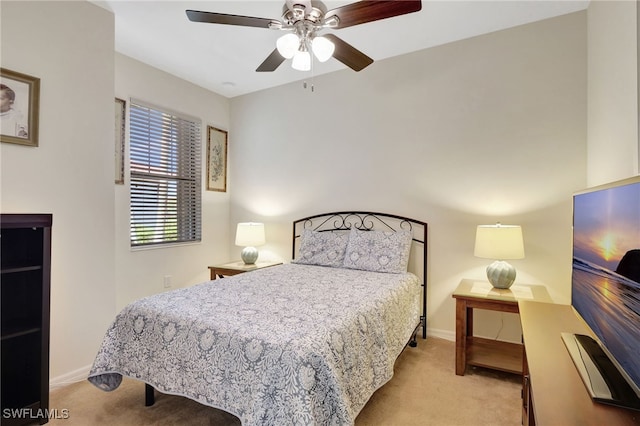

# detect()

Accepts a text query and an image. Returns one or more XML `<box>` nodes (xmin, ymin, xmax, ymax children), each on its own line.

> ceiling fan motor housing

<box><xmin>281</xmin><ymin>1</ymin><xmax>337</xmax><ymax>30</ymax></box>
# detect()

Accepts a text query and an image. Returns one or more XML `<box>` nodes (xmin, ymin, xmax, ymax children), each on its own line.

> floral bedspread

<box><xmin>88</xmin><ymin>263</ymin><xmax>421</xmax><ymax>425</ymax></box>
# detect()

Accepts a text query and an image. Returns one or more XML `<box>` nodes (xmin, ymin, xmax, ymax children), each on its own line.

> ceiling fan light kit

<box><xmin>276</xmin><ymin>33</ymin><xmax>299</xmax><ymax>59</ymax></box>
<box><xmin>277</xmin><ymin>34</ymin><xmax>334</xmax><ymax>66</ymax></box>
<box><xmin>186</xmin><ymin>0</ymin><xmax>422</xmax><ymax>73</ymax></box>
<box><xmin>292</xmin><ymin>50</ymin><xmax>311</xmax><ymax>71</ymax></box>
<box><xmin>311</xmin><ymin>36</ymin><xmax>335</xmax><ymax>62</ymax></box>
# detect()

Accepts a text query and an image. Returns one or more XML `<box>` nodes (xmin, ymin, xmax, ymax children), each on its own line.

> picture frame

<box><xmin>0</xmin><ymin>68</ymin><xmax>40</xmax><ymax>147</ymax></box>
<box><xmin>206</xmin><ymin>125</ymin><xmax>228</xmax><ymax>192</ymax></box>
<box><xmin>115</xmin><ymin>98</ymin><xmax>126</xmax><ymax>184</ymax></box>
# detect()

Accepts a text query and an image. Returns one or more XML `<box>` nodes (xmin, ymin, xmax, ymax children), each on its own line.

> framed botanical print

<box><xmin>115</xmin><ymin>98</ymin><xmax>126</xmax><ymax>184</ymax></box>
<box><xmin>0</xmin><ymin>68</ymin><xmax>40</xmax><ymax>147</ymax></box>
<box><xmin>206</xmin><ymin>125</ymin><xmax>228</xmax><ymax>192</ymax></box>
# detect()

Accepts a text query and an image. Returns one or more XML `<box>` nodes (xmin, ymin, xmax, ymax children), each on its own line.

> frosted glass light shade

<box><xmin>292</xmin><ymin>50</ymin><xmax>311</xmax><ymax>71</ymax></box>
<box><xmin>474</xmin><ymin>224</ymin><xmax>524</xmax><ymax>289</ymax></box>
<box><xmin>276</xmin><ymin>33</ymin><xmax>299</xmax><ymax>59</ymax></box>
<box><xmin>311</xmin><ymin>36</ymin><xmax>335</xmax><ymax>62</ymax></box>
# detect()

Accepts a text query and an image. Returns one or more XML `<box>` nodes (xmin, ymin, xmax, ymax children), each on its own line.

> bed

<box><xmin>88</xmin><ymin>211</ymin><xmax>428</xmax><ymax>425</ymax></box>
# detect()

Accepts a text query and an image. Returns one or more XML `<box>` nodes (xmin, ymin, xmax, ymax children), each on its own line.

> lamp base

<box><xmin>241</xmin><ymin>246</ymin><xmax>259</xmax><ymax>265</ymax></box>
<box><xmin>486</xmin><ymin>260</ymin><xmax>516</xmax><ymax>289</ymax></box>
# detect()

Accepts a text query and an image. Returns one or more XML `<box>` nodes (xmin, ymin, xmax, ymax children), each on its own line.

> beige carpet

<box><xmin>49</xmin><ymin>337</ymin><xmax>521</xmax><ymax>425</ymax></box>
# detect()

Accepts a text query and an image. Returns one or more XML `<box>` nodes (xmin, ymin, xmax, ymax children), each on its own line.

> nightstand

<box><xmin>208</xmin><ymin>260</ymin><xmax>282</xmax><ymax>280</ymax></box>
<box><xmin>452</xmin><ymin>279</ymin><xmax>551</xmax><ymax>376</ymax></box>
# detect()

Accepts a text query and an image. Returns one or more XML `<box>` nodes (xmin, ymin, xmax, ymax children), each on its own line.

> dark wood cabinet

<box><xmin>1</xmin><ymin>214</ymin><xmax>52</xmax><ymax>425</ymax></box>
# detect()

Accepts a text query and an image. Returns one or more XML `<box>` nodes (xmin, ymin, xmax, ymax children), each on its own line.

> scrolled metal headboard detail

<box><xmin>299</xmin><ymin>212</ymin><xmax>413</xmax><ymax>233</ymax></box>
<box><xmin>292</xmin><ymin>211</ymin><xmax>428</xmax><ymax>339</ymax></box>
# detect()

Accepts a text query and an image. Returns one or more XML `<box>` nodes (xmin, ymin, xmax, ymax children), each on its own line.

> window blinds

<box><xmin>129</xmin><ymin>101</ymin><xmax>201</xmax><ymax>247</ymax></box>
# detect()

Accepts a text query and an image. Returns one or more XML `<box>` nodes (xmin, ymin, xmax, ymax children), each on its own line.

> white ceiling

<box><xmin>93</xmin><ymin>1</ymin><xmax>589</xmax><ymax>98</ymax></box>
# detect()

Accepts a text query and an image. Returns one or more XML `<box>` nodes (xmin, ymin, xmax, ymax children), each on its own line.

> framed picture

<box><xmin>0</xmin><ymin>68</ymin><xmax>40</xmax><ymax>147</ymax></box>
<box><xmin>115</xmin><ymin>98</ymin><xmax>126</xmax><ymax>184</ymax></box>
<box><xmin>206</xmin><ymin>125</ymin><xmax>228</xmax><ymax>192</ymax></box>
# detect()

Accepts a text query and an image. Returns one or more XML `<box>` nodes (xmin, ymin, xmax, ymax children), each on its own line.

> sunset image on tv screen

<box><xmin>572</xmin><ymin>179</ymin><xmax>640</xmax><ymax>391</ymax></box>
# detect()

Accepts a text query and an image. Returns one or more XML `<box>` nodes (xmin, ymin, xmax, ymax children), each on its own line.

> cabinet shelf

<box><xmin>466</xmin><ymin>336</ymin><xmax>523</xmax><ymax>374</ymax></box>
<box><xmin>2</xmin><ymin>327</ymin><xmax>41</xmax><ymax>341</ymax></box>
<box><xmin>1</xmin><ymin>213</ymin><xmax>51</xmax><ymax>426</ymax></box>
<box><xmin>1</xmin><ymin>265</ymin><xmax>43</xmax><ymax>274</ymax></box>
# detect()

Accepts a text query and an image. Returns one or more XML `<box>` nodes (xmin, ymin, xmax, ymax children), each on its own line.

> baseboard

<box><xmin>427</xmin><ymin>327</ymin><xmax>455</xmax><ymax>341</ymax></box>
<box><xmin>50</xmin><ymin>364</ymin><xmax>91</xmax><ymax>391</ymax></box>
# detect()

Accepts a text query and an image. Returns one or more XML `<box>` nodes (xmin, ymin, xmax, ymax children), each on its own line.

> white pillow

<box><xmin>343</xmin><ymin>228</ymin><xmax>412</xmax><ymax>273</ymax></box>
<box><xmin>293</xmin><ymin>229</ymin><xmax>349</xmax><ymax>267</ymax></box>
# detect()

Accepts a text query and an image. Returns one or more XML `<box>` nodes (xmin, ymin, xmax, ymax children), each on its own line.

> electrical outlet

<box><xmin>163</xmin><ymin>275</ymin><xmax>172</xmax><ymax>288</ymax></box>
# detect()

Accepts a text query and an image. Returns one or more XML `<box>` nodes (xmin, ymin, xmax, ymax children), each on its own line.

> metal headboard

<box><xmin>292</xmin><ymin>211</ymin><xmax>428</xmax><ymax>339</ymax></box>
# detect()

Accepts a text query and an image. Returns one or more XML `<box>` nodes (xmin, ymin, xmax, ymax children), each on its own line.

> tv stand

<box><xmin>561</xmin><ymin>333</ymin><xmax>640</xmax><ymax>411</ymax></box>
<box><xmin>519</xmin><ymin>301</ymin><xmax>638</xmax><ymax>425</ymax></box>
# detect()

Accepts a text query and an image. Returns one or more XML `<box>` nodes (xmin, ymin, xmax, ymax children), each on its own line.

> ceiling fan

<box><xmin>186</xmin><ymin>0</ymin><xmax>422</xmax><ymax>73</ymax></box>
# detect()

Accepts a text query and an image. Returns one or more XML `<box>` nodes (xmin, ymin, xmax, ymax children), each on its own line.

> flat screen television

<box><xmin>562</xmin><ymin>175</ymin><xmax>640</xmax><ymax>411</ymax></box>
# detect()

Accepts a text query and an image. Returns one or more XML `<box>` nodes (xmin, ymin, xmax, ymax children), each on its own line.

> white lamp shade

<box><xmin>276</xmin><ymin>33</ymin><xmax>299</xmax><ymax>59</ymax></box>
<box><xmin>291</xmin><ymin>50</ymin><xmax>311</xmax><ymax>71</ymax></box>
<box><xmin>474</xmin><ymin>224</ymin><xmax>524</xmax><ymax>260</ymax></box>
<box><xmin>311</xmin><ymin>36</ymin><xmax>335</xmax><ymax>62</ymax></box>
<box><xmin>235</xmin><ymin>223</ymin><xmax>266</xmax><ymax>247</ymax></box>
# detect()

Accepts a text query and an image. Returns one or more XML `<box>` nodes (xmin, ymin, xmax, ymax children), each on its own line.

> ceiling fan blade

<box><xmin>256</xmin><ymin>49</ymin><xmax>286</xmax><ymax>72</ymax></box>
<box><xmin>323</xmin><ymin>34</ymin><xmax>373</xmax><ymax>72</ymax></box>
<box><xmin>325</xmin><ymin>0</ymin><xmax>421</xmax><ymax>29</ymax></box>
<box><xmin>186</xmin><ymin>10</ymin><xmax>278</xmax><ymax>29</ymax></box>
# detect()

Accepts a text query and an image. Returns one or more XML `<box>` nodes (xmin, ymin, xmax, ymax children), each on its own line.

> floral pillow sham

<box><xmin>294</xmin><ymin>228</ymin><xmax>413</xmax><ymax>273</ymax></box>
<box><xmin>342</xmin><ymin>229</ymin><xmax>413</xmax><ymax>274</ymax></box>
<box><xmin>293</xmin><ymin>229</ymin><xmax>349</xmax><ymax>268</ymax></box>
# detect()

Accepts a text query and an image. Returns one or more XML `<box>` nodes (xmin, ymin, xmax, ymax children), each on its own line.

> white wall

<box><xmin>7</xmin><ymin>0</ymin><xmax>633</xmax><ymax>381</ymax></box>
<box><xmin>1</xmin><ymin>1</ymin><xmax>116</xmax><ymax>380</ymax></box>
<box><xmin>229</xmin><ymin>12</ymin><xmax>588</xmax><ymax>340</ymax></box>
<box><xmin>587</xmin><ymin>0</ymin><xmax>639</xmax><ymax>185</ymax></box>
<box><xmin>1</xmin><ymin>1</ymin><xmax>232</xmax><ymax>384</ymax></box>
<box><xmin>114</xmin><ymin>54</ymin><xmax>231</xmax><ymax>310</ymax></box>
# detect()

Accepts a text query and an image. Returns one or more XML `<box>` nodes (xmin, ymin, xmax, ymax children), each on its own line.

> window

<box><xmin>129</xmin><ymin>100</ymin><xmax>201</xmax><ymax>247</ymax></box>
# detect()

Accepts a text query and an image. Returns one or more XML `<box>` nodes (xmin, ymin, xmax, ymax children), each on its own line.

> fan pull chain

<box><xmin>303</xmin><ymin>54</ymin><xmax>315</xmax><ymax>92</ymax></box>
<box><xmin>303</xmin><ymin>80</ymin><xmax>314</xmax><ymax>92</ymax></box>
<box><xmin>311</xmin><ymin>55</ymin><xmax>315</xmax><ymax>92</ymax></box>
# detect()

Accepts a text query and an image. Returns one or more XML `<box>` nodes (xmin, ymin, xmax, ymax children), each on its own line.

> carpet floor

<box><xmin>49</xmin><ymin>337</ymin><xmax>522</xmax><ymax>425</ymax></box>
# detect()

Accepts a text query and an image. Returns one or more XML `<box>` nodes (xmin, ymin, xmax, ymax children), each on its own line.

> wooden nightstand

<box><xmin>452</xmin><ymin>279</ymin><xmax>551</xmax><ymax>376</ymax></box>
<box><xmin>208</xmin><ymin>260</ymin><xmax>282</xmax><ymax>280</ymax></box>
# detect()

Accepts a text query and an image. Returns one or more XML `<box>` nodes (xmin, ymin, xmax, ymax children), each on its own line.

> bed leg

<box><xmin>409</xmin><ymin>334</ymin><xmax>418</xmax><ymax>347</ymax></box>
<box><xmin>145</xmin><ymin>383</ymin><xmax>155</xmax><ymax>406</ymax></box>
<box><xmin>408</xmin><ymin>317</ymin><xmax>426</xmax><ymax>348</ymax></box>
<box><xmin>409</xmin><ymin>324</ymin><xmax>419</xmax><ymax>348</ymax></box>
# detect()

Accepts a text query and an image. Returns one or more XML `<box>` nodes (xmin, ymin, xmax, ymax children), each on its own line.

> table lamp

<box><xmin>474</xmin><ymin>223</ymin><xmax>525</xmax><ymax>289</ymax></box>
<box><xmin>235</xmin><ymin>222</ymin><xmax>265</xmax><ymax>265</ymax></box>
